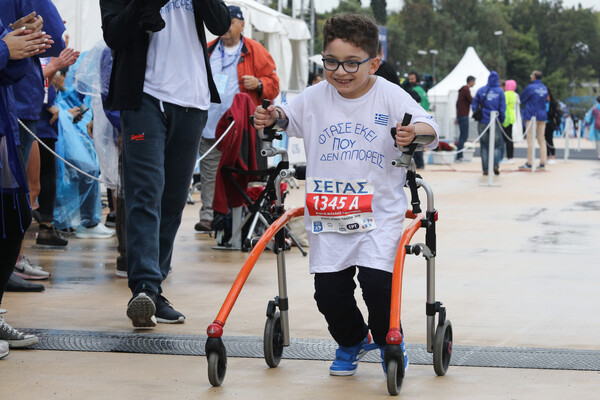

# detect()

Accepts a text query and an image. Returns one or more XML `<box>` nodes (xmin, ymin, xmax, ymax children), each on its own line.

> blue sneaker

<box><xmin>381</xmin><ymin>338</ymin><xmax>409</xmax><ymax>376</ymax></box>
<box><xmin>329</xmin><ymin>333</ymin><xmax>372</xmax><ymax>376</ymax></box>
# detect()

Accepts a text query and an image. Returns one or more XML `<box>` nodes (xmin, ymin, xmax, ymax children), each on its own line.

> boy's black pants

<box><xmin>314</xmin><ymin>266</ymin><xmax>392</xmax><ymax>348</ymax></box>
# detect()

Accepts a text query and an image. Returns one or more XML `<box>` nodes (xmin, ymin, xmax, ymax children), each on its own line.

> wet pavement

<box><xmin>2</xmin><ymin>140</ymin><xmax>600</xmax><ymax>399</ymax></box>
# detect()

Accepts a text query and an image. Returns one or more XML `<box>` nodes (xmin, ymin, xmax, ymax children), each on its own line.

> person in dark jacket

<box><xmin>519</xmin><ymin>70</ymin><xmax>549</xmax><ymax>170</ymax></box>
<box><xmin>544</xmin><ymin>87</ymin><xmax>561</xmax><ymax>164</ymax></box>
<box><xmin>374</xmin><ymin>42</ymin><xmax>399</xmax><ymax>85</ymax></box>
<box><xmin>471</xmin><ymin>71</ymin><xmax>506</xmax><ymax>175</ymax></box>
<box><xmin>100</xmin><ymin>0</ymin><xmax>230</xmax><ymax>328</ymax></box>
<box><xmin>455</xmin><ymin>75</ymin><xmax>475</xmax><ymax>161</ymax></box>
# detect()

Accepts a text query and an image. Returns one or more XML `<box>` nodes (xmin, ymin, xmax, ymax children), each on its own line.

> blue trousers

<box><xmin>121</xmin><ymin>93</ymin><xmax>207</xmax><ymax>295</ymax></box>
<box><xmin>456</xmin><ymin>116</ymin><xmax>469</xmax><ymax>160</ymax></box>
<box><xmin>478</xmin><ymin>122</ymin><xmax>502</xmax><ymax>171</ymax></box>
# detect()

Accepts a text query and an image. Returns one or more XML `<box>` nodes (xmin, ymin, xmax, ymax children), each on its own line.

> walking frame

<box><xmin>204</xmin><ymin>109</ymin><xmax>452</xmax><ymax>396</ymax></box>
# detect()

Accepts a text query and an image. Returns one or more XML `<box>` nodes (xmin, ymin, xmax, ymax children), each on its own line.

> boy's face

<box><xmin>322</xmin><ymin>38</ymin><xmax>380</xmax><ymax>99</ymax></box>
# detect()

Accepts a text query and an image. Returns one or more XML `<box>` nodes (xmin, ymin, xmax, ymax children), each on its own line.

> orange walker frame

<box><xmin>205</xmin><ymin>116</ymin><xmax>452</xmax><ymax>396</ymax></box>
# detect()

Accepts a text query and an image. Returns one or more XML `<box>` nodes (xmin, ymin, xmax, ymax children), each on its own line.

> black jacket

<box><xmin>100</xmin><ymin>0</ymin><xmax>230</xmax><ymax>110</ymax></box>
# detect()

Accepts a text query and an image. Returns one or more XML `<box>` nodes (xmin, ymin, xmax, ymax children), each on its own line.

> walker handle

<box><xmin>390</xmin><ymin>113</ymin><xmax>413</xmax><ymax>148</ymax></box>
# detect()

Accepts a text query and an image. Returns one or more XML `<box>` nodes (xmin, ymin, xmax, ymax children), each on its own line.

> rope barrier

<box><xmin>19</xmin><ymin>118</ymin><xmax>235</xmax><ymax>188</ymax></box>
<box><xmin>194</xmin><ymin>120</ymin><xmax>234</xmax><ymax>170</ymax></box>
<box><xmin>18</xmin><ymin>118</ymin><xmax>113</xmax><ymax>186</ymax></box>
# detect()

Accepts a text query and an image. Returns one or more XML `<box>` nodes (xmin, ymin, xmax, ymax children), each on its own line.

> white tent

<box><xmin>53</xmin><ymin>0</ymin><xmax>103</xmax><ymax>52</ymax></box>
<box><xmin>427</xmin><ymin>47</ymin><xmax>491</xmax><ymax>140</ymax></box>
<box><xmin>53</xmin><ymin>0</ymin><xmax>311</xmax><ymax>94</ymax></box>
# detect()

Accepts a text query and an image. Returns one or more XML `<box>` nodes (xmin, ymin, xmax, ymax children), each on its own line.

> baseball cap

<box><xmin>229</xmin><ymin>6</ymin><xmax>244</xmax><ymax>20</ymax></box>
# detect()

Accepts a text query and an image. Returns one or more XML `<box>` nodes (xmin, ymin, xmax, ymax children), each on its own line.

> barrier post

<box><xmin>576</xmin><ymin>118</ymin><xmax>582</xmax><ymax>152</ymax></box>
<box><xmin>530</xmin><ymin>116</ymin><xmax>536</xmax><ymax>172</ymax></box>
<box><xmin>487</xmin><ymin>111</ymin><xmax>497</xmax><ymax>186</ymax></box>
<box><xmin>564</xmin><ymin>116</ymin><xmax>571</xmax><ymax>162</ymax></box>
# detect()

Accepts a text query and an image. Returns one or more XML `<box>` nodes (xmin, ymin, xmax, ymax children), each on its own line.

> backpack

<box><xmin>593</xmin><ymin>106</ymin><xmax>600</xmax><ymax>130</ymax></box>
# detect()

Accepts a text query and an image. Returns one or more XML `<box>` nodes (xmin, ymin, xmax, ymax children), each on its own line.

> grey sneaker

<box><xmin>0</xmin><ymin>317</ymin><xmax>39</xmax><ymax>348</ymax></box>
<box><xmin>126</xmin><ymin>291</ymin><xmax>157</xmax><ymax>328</ymax></box>
<box><xmin>0</xmin><ymin>340</ymin><xmax>8</xmax><ymax>359</ymax></box>
<box><xmin>14</xmin><ymin>255</ymin><xmax>50</xmax><ymax>280</ymax></box>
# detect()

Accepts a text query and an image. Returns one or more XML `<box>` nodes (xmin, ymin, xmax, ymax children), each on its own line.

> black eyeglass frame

<box><xmin>321</xmin><ymin>57</ymin><xmax>372</xmax><ymax>73</ymax></box>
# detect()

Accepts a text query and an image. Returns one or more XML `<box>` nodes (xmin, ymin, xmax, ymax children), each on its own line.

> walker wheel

<box><xmin>386</xmin><ymin>356</ymin><xmax>404</xmax><ymax>396</ymax></box>
<box><xmin>263</xmin><ymin>311</ymin><xmax>283</xmax><ymax>367</ymax></box>
<box><xmin>206</xmin><ymin>337</ymin><xmax>227</xmax><ymax>386</ymax></box>
<box><xmin>433</xmin><ymin>319</ymin><xmax>453</xmax><ymax>376</ymax></box>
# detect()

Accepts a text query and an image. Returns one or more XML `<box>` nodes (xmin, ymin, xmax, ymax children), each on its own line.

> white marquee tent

<box><xmin>427</xmin><ymin>46</ymin><xmax>491</xmax><ymax>140</ymax></box>
<box><xmin>52</xmin><ymin>0</ymin><xmax>311</xmax><ymax>94</ymax></box>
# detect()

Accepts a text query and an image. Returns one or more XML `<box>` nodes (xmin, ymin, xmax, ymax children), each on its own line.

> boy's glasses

<box><xmin>321</xmin><ymin>57</ymin><xmax>371</xmax><ymax>73</ymax></box>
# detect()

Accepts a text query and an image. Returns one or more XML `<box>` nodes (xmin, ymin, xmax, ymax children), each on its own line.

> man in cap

<box><xmin>195</xmin><ymin>5</ymin><xmax>279</xmax><ymax>232</ymax></box>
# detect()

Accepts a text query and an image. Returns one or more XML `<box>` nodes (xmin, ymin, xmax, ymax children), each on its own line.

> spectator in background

<box><xmin>471</xmin><ymin>71</ymin><xmax>505</xmax><ymax>176</ymax></box>
<box><xmin>455</xmin><ymin>75</ymin><xmax>475</xmax><ymax>162</ymax></box>
<box><xmin>519</xmin><ymin>70</ymin><xmax>549</xmax><ymax>171</ymax></box>
<box><xmin>32</xmin><ymin>45</ymin><xmax>80</xmax><ymax>247</ymax></box>
<box><xmin>501</xmin><ymin>79</ymin><xmax>518</xmax><ymax>164</ymax></box>
<box><xmin>195</xmin><ymin>5</ymin><xmax>279</xmax><ymax>233</ymax></box>
<box><xmin>1</xmin><ymin>15</ymin><xmax>54</xmax><ymax>358</ymax></box>
<box><xmin>1</xmin><ymin>2</ymin><xmax>66</xmax><ymax>290</ymax></box>
<box><xmin>374</xmin><ymin>42</ymin><xmax>399</xmax><ymax>85</ymax></box>
<box><xmin>406</xmin><ymin>71</ymin><xmax>429</xmax><ymax>168</ymax></box>
<box><xmin>101</xmin><ymin>0</ymin><xmax>230</xmax><ymax>327</ymax></box>
<box><xmin>584</xmin><ymin>96</ymin><xmax>600</xmax><ymax>159</ymax></box>
<box><xmin>544</xmin><ymin>88</ymin><xmax>562</xmax><ymax>165</ymax></box>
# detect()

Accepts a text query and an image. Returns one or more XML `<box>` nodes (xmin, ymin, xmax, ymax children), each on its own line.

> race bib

<box><xmin>306</xmin><ymin>177</ymin><xmax>376</xmax><ymax>234</ymax></box>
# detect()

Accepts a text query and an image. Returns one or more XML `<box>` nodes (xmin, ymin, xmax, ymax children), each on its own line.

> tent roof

<box><xmin>428</xmin><ymin>47</ymin><xmax>490</xmax><ymax>97</ymax></box>
<box><xmin>228</xmin><ymin>0</ymin><xmax>311</xmax><ymax>40</ymax></box>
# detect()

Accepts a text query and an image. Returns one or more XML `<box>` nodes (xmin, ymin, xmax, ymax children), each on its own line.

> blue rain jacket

<box><xmin>520</xmin><ymin>79</ymin><xmax>548</xmax><ymax>122</ymax></box>
<box><xmin>0</xmin><ymin>0</ymin><xmax>65</xmax><ymax>121</ymax></box>
<box><xmin>0</xmin><ymin>18</ymin><xmax>28</xmax><ymax>194</ymax></box>
<box><xmin>471</xmin><ymin>71</ymin><xmax>506</xmax><ymax>125</ymax></box>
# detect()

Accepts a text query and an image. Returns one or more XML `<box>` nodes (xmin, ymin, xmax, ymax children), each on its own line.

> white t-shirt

<box><xmin>281</xmin><ymin>77</ymin><xmax>439</xmax><ymax>274</ymax></box>
<box><xmin>143</xmin><ymin>0</ymin><xmax>210</xmax><ymax>110</ymax></box>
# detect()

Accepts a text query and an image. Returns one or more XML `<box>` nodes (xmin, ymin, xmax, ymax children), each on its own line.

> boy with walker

<box><xmin>253</xmin><ymin>14</ymin><xmax>439</xmax><ymax>377</ymax></box>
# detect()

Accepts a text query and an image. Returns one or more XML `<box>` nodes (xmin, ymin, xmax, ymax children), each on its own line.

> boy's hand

<box><xmin>394</xmin><ymin>123</ymin><xmax>416</xmax><ymax>147</ymax></box>
<box><xmin>253</xmin><ymin>104</ymin><xmax>277</xmax><ymax>130</ymax></box>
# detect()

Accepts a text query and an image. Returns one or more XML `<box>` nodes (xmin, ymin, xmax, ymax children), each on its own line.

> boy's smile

<box><xmin>322</xmin><ymin>38</ymin><xmax>380</xmax><ymax>99</ymax></box>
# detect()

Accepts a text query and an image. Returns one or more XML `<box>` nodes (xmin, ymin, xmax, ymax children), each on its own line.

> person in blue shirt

<box><xmin>471</xmin><ymin>71</ymin><xmax>506</xmax><ymax>176</ymax></box>
<box><xmin>0</xmin><ymin>1</ymin><xmax>66</xmax><ymax>286</ymax></box>
<box><xmin>0</xmin><ymin>16</ymin><xmax>54</xmax><ymax>357</ymax></box>
<box><xmin>519</xmin><ymin>70</ymin><xmax>549</xmax><ymax>170</ymax></box>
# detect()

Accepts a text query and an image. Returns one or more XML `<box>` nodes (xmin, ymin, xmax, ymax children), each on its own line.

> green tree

<box><xmin>371</xmin><ymin>0</ymin><xmax>387</xmax><ymax>25</ymax></box>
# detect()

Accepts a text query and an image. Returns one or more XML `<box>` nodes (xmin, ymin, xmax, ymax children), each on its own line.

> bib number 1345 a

<box><xmin>306</xmin><ymin>178</ymin><xmax>376</xmax><ymax>234</ymax></box>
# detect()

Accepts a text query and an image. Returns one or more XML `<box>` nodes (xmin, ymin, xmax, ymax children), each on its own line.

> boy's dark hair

<box><xmin>467</xmin><ymin>75</ymin><xmax>475</xmax><ymax>84</ymax></box>
<box><xmin>59</xmin><ymin>67</ymin><xmax>69</xmax><ymax>76</ymax></box>
<box><xmin>323</xmin><ymin>14</ymin><xmax>379</xmax><ymax>58</ymax></box>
